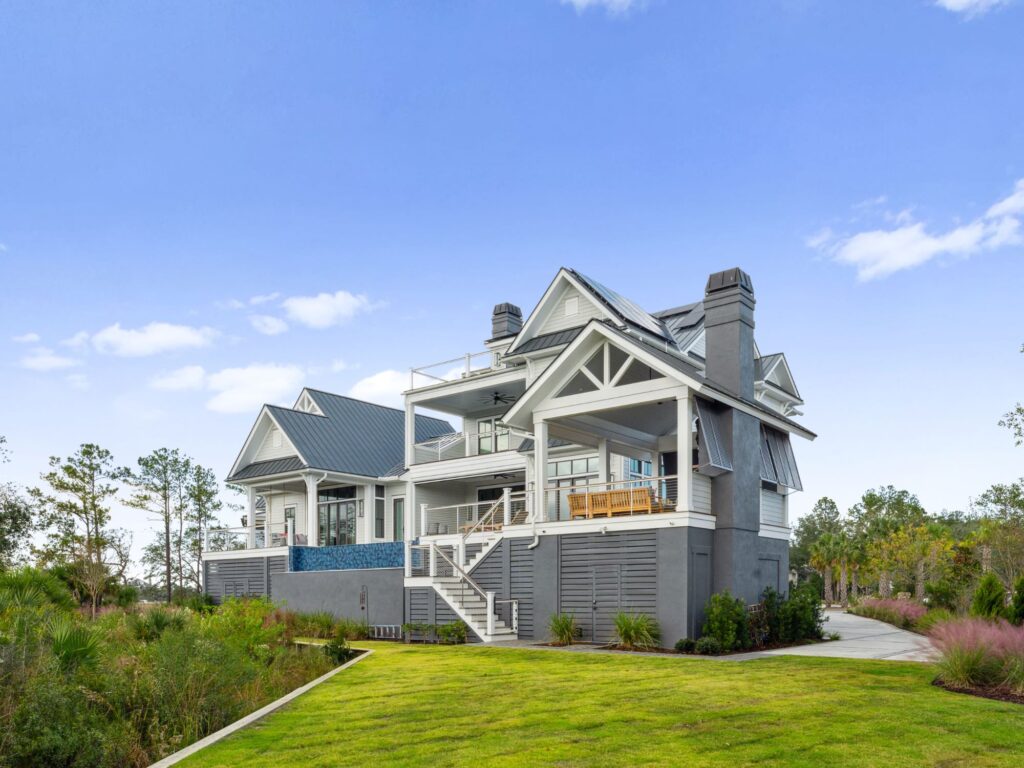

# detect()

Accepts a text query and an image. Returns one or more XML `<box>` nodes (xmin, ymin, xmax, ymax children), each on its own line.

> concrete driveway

<box><xmin>731</xmin><ymin>609</ymin><xmax>931</xmax><ymax>662</ymax></box>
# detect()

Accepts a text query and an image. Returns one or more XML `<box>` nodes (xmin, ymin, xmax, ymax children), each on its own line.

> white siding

<box><xmin>253</xmin><ymin>426</ymin><xmax>297</xmax><ymax>462</ymax></box>
<box><xmin>263</xmin><ymin>492</ymin><xmax>307</xmax><ymax>542</ymax></box>
<box><xmin>760</xmin><ymin>488</ymin><xmax>786</xmax><ymax>526</ymax></box>
<box><xmin>692</xmin><ymin>473</ymin><xmax>712</xmax><ymax>514</ymax></box>
<box><xmin>537</xmin><ymin>285</ymin><xmax>604</xmax><ymax>335</ymax></box>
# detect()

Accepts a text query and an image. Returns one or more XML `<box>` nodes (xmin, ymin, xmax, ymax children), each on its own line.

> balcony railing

<box><xmin>539</xmin><ymin>474</ymin><xmax>714</xmax><ymax>521</ymax></box>
<box><xmin>204</xmin><ymin>521</ymin><xmax>298</xmax><ymax>552</ymax></box>
<box><xmin>412</xmin><ymin>428</ymin><xmax>531</xmax><ymax>464</ymax></box>
<box><xmin>419</xmin><ymin>490</ymin><xmax>530</xmax><ymax>539</ymax></box>
<box><xmin>409</xmin><ymin>350</ymin><xmax>497</xmax><ymax>389</ymax></box>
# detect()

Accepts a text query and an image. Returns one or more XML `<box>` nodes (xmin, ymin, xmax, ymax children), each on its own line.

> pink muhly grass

<box><xmin>855</xmin><ymin>598</ymin><xmax>927</xmax><ymax>629</ymax></box>
<box><xmin>930</xmin><ymin>618</ymin><xmax>1024</xmax><ymax>693</ymax></box>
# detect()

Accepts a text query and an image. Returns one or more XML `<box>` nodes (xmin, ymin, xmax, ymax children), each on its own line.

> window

<box><xmin>392</xmin><ymin>497</ymin><xmax>405</xmax><ymax>541</ymax></box>
<box><xmin>318</xmin><ymin>486</ymin><xmax>356</xmax><ymax>502</ymax></box>
<box><xmin>477</xmin><ymin>418</ymin><xmax>509</xmax><ymax>454</ymax></box>
<box><xmin>627</xmin><ymin>458</ymin><xmax>652</xmax><ymax>479</ymax></box>
<box><xmin>547</xmin><ymin>456</ymin><xmax>600</xmax><ymax>521</ymax></box>
<box><xmin>375</xmin><ymin>485</ymin><xmax>386</xmax><ymax>539</ymax></box>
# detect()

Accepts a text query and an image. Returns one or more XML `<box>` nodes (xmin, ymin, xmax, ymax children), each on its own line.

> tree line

<box><xmin>0</xmin><ymin>436</ymin><xmax>235</xmax><ymax>614</ymax></box>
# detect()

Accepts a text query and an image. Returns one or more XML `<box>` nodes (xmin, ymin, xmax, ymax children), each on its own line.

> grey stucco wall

<box><xmin>756</xmin><ymin>536</ymin><xmax>790</xmax><ymax>598</ymax></box>
<box><xmin>271</xmin><ymin>568</ymin><xmax>405</xmax><ymax>627</ymax></box>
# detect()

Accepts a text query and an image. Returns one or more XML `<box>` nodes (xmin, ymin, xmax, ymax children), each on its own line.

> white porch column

<box><xmin>676</xmin><ymin>394</ymin><xmax>693</xmax><ymax>512</ymax></box>
<box><xmin>502</xmin><ymin>487</ymin><xmax>512</xmax><ymax>527</ymax></box>
<box><xmin>597</xmin><ymin>438</ymin><xmax>610</xmax><ymax>485</ymax></box>
<box><xmin>404</xmin><ymin>540</ymin><xmax>413</xmax><ymax>578</ymax></box>
<box><xmin>404</xmin><ymin>401</ymin><xmax>416</xmax><ymax>468</ymax></box>
<box><xmin>263</xmin><ymin>491</ymin><xmax>270</xmax><ymax>549</ymax></box>
<box><xmin>405</xmin><ymin>481</ymin><xmax>416</xmax><ymax>542</ymax></box>
<box><xmin>247</xmin><ymin>487</ymin><xmax>257</xmax><ymax>549</ymax></box>
<box><xmin>420</xmin><ymin>503</ymin><xmax>428</xmax><ymax>539</ymax></box>
<box><xmin>533</xmin><ymin>419</ymin><xmax>548</xmax><ymax>523</ymax></box>
<box><xmin>363</xmin><ymin>483</ymin><xmax>375</xmax><ymax>543</ymax></box>
<box><xmin>304</xmin><ymin>474</ymin><xmax>318</xmax><ymax>547</ymax></box>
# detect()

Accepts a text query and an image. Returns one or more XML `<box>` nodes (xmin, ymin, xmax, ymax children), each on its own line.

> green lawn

<box><xmin>181</xmin><ymin>641</ymin><xmax>1024</xmax><ymax>768</ymax></box>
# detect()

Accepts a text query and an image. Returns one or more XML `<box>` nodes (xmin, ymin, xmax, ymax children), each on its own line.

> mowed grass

<box><xmin>181</xmin><ymin>641</ymin><xmax>1024</xmax><ymax>768</ymax></box>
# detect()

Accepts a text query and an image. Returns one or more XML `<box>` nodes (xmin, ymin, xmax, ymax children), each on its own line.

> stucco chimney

<box><xmin>491</xmin><ymin>303</ymin><xmax>523</xmax><ymax>340</ymax></box>
<box><xmin>703</xmin><ymin>268</ymin><xmax>755</xmax><ymax>400</ymax></box>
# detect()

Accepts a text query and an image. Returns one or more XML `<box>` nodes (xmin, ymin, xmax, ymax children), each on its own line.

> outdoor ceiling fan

<box><xmin>482</xmin><ymin>391</ymin><xmax>517</xmax><ymax>406</ymax></box>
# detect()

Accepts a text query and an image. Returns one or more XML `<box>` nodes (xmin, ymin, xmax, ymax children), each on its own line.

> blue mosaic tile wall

<box><xmin>289</xmin><ymin>542</ymin><xmax>404</xmax><ymax>572</ymax></box>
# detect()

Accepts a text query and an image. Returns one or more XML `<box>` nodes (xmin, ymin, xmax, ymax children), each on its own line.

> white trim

<box><xmin>227</xmin><ymin>407</ymin><xmax>312</xmax><ymax>480</ymax></box>
<box><xmin>201</xmin><ymin>546</ymin><xmax>290</xmax><ymax>562</ymax></box>
<box><xmin>418</xmin><ymin>511</ymin><xmax>717</xmax><ymax>543</ymax></box>
<box><xmin>758</xmin><ymin>524</ymin><xmax>792</xmax><ymax>541</ymax></box>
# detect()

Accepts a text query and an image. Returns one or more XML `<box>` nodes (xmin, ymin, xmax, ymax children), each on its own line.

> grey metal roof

<box><xmin>570</xmin><ymin>270</ymin><xmax>673</xmax><ymax>341</ymax></box>
<box><xmin>756</xmin><ymin>353</ymin><xmax>801</xmax><ymax>399</ymax></box>
<box><xmin>512</xmin><ymin>326</ymin><xmax>584</xmax><ymax>354</ymax></box>
<box><xmin>517</xmin><ymin>437</ymin><xmax>575</xmax><ymax>453</ymax></box>
<box><xmin>229</xmin><ymin>456</ymin><xmax>305</xmax><ymax>481</ymax></box>
<box><xmin>656</xmin><ymin>301</ymin><xmax>705</xmax><ymax>351</ymax></box>
<box><xmin>229</xmin><ymin>390</ymin><xmax>455</xmax><ymax>481</ymax></box>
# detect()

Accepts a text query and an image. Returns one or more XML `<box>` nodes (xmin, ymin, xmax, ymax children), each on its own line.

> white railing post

<box><xmin>486</xmin><ymin>591</ymin><xmax>495</xmax><ymax>637</ymax></box>
<box><xmin>464</xmin><ymin>352</ymin><xmax>472</xmax><ymax>377</ymax></box>
<box><xmin>404</xmin><ymin>541</ymin><xmax>413</xmax><ymax>578</ymax></box>
<box><xmin>512</xmin><ymin>601</ymin><xmax>519</xmax><ymax>633</ymax></box>
<box><xmin>456</xmin><ymin>539</ymin><xmax>466</xmax><ymax>568</ymax></box>
<box><xmin>286</xmin><ymin>519</ymin><xmax>294</xmax><ymax>547</ymax></box>
<box><xmin>428</xmin><ymin>544</ymin><xmax>437</xmax><ymax>578</ymax></box>
<box><xmin>420</xmin><ymin>503</ymin><xmax>428</xmax><ymax>538</ymax></box>
<box><xmin>502</xmin><ymin>487</ymin><xmax>512</xmax><ymax>526</ymax></box>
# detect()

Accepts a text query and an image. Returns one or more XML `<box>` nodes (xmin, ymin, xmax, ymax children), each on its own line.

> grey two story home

<box><xmin>203</xmin><ymin>267</ymin><xmax>813</xmax><ymax>644</ymax></box>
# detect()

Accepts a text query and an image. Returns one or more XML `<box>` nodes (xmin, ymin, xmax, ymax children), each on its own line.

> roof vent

<box><xmin>491</xmin><ymin>303</ymin><xmax>523</xmax><ymax>340</ymax></box>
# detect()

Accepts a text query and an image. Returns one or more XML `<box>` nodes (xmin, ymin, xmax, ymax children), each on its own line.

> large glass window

<box><xmin>477</xmin><ymin>418</ymin><xmax>510</xmax><ymax>454</ymax></box>
<box><xmin>546</xmin><ymin>456</ymin><xmax>599</xmax><ymax>521</ymax></box>
<box><xmin>375</xmin><ymin>485</ymin><xmax>386</xmax><ymax>539</ymax></box>
<box><xmin>392</xmin><ymin>497</ymin><xmax>405</xmax><ymax>541</ymax></box>
<box><xmin>318</xmin><ymin>500</ymin><xmax>357</xmax><ymax>546</ymax></box>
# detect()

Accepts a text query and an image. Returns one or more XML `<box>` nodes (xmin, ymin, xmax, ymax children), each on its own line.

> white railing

<box><xmin>409</xmin><ymin>350</ymin><xmax>496</xmax><ymax>389</ymax></box>
<box><xmin>539</xmin><ymin>474</ymin><xmax>704</xmax><ymax>522</ymax></box>
<box><xmin>412</xmin><ymin>427</ymin><xmax>532</xmax><ymax>464</ymax></box>
<box><xmin>407</xmin><ymin>542</ymin><xmax>500</xmax><ymax>637</ymax></box>
<box><xmin>419</xmin><ymin>490</ymin><xmax>530</xmax><ymax>541</ymax></box>
<box><xmin>204</xmin><ymin>520</ymin><xmax>296</xmax><ymax>552</ymax></box>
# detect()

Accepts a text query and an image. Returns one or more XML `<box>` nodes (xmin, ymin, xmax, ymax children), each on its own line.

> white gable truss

<box><xmin>506</xmin><ymin>269</ymin><xmax>619</xmax><ymax>354</ymax></box>
<box><xmin>293</xmin><ymin>389</ymin><xmax>325</xmax><ymax>416</ymax></box>
<box><xmin>227</xmin><ymin>406</ymin><xmax>308</xmax><ymax>479</ymax></box>
<box><xmin>503</xmin><ymin>320</ymin><xmax>815</xmax><ymax>442</ymax></box>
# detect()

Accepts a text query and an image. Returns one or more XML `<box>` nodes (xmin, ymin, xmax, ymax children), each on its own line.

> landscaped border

<box><xmin>149</xmin><ymin>648</ymin><xmax>373</xmax><ymax>767</ymax></box>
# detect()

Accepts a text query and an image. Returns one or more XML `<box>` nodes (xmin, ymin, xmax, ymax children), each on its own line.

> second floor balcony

<box><xmin>412</xmin><ymin>426</ymin><xmax>531</xmax><ymax>464</ymax></box>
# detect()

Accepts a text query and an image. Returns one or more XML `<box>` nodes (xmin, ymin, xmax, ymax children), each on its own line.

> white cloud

<box><xmin>934</xmin><ymin>0</ymin><xmax>1008</xmax><ymax>17</ymax></box>
<box><xmin>249</xmin><ymin>292</ymin><xmax>280</xmax><ymax>306</ymax></box>
<box><xmin>561</xmin><ymin>0</ymin><xmax>643</xmax><ymax>15</ymax></box>
<box><xmin>282</xmin><ymin>290</ymin><xmax>379</xmax><ymax>329</ymax></box>
<box><xmin>812</xmin><ymin>178</ymin><xmax>1024</xmax><ymax>281</ymax></box>
<box><xmin>348</xmin><ymin>369</ymin><xmax>408</xmax><ymax>409</ymax></box>
<box><xmin>249</xmin><ymin>315</ymin><xmax>289</xmax><ymax>336</ymax></box>
<box><xmin>20</xmin><ymin>347</ymin><xmax>81</xmax><ymax>372</ymax></box>
<box><xmin>206</xmin><ymin>364</ymin><xmax>305</xmax><ymax>413</ymax></box>
<box><xmin>150</xmin><ymin>365</ymin><xmax>207</xmax><ymax>391</ymax></box>
<box><xmin>66</xmin><ymin>373</ymin><xmax>89</xmax><ymax>390</ymax></box>
<box><xmin>11</xmin><ymin>332</ymin><xmax>40</xmax><ymax>344</ymax></box>
<box><xmin>90</xmin><ymin>322</ymin><xmax>218</xmax><ymax>357</ymax></box>
<box><xmin>61</xmin><ymin>331</ymin><xmax>90</xmax><ymax>348</ymax></box>
<box><xmin>218</xmin><ymin>298</ymin><xmax>246</xmax><ymax>310</ymax></box>
<box><xmin>331</xmin><ymin>359</ymin><xmax>356</xmax><ymax>372</ymax></box>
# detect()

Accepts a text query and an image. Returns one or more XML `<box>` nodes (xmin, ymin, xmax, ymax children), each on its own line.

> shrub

<box><xmin>931</xmin><ymin>617</ymin><xmax>1024</xmax><ymax>694</ymax></box>
<box><xmin>971</xmin><ymin>573</ymin><xmax>1008</xmax><ymax>620</ymax></box>
<box><xmin>674</xmin><ymin>637</ymin><xmax>696</xmax><ymax>653</ymax></box>
<box><xmin>436</xmin><ymin>621</ymin><xmax>468</xmax><ymax>645</ymax></box>
<box><xmin>112</xmin><ymin>584</ymin><xmax>139</xmax><ymax>609</ymax></box>
<box><xmin>613</xmin><ymin>612</ymin><xmax>660</xmax><ymax>650</ymax></box>
<box><xmin>695</xmin><ymin>636</ymin><xmax>723</xmax><ymax>655</ymax></box>
<box><xmin>703</xmin><ymin>591</ymin><xmax>748</xmax><ymax>651</ymax></box>
<box><xmin>850</xmin><ymin>597</ymin><xmax>927</xmax><ymax>630</ymax></box>
<box><xmin>1009</xmin><ymin>576</ymin><xmax>1024</xmax><ymax>626</ymax></box>
<box><xmin>335</xmin><ymin>616</ymin><xmax>370</xmax><ymax>641</ymax></box>
<box><xmin>129</xmin><ymin>605</ymin><xmax>188</xmax><ymax>642</ymax></box>
<box><xmin>324</xmin><ymin>630</ymin><xmax>358</xmax><ymax>664</ymax></box>
<box><xmin>548</xmin><ymin>613</ymin><xmax>579</xmax><ymax>646</ymax></box>
<box><xmin>297</xmin><ymin>611</ymin><xmax>337</xmax><ymax>639</ymax></box>
<box><xmin>916</xmin><ymin>608</ymin><xmax>955</xmax><ymax>635</ymax></box>
<box><xmin>401</xmin><ymin>622</ymin><xmax>435</xmax><ymax>642</ymax></box>
<box><xmin>778</xmin><ymin>583</ymin><xmax>825</xmax><ymax>642</ymax></box>
<box><xmin>925</xmin><ymin>579</ymin><xmax>960</xmax><ymax>612</ymax></box>
<box><xmin>47</xmin><ymin>615</ymin><xmax>100</xmax><ymax>671</ymax></box>
<box><xmin>0</xmin><ymin>567</ymin><xmax>77</xmax><ymax>611</ymax></box>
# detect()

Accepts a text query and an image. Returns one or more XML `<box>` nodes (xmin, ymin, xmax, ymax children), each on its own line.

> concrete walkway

<box><xmin>491</xmin><ymin>610</ymin><xmax>932</xmax><ymax>663</ymax></box>
<box><xmin>728</xmin><ymin>610</ymin><xmax>931</xmax><ymax>662</ymax></box>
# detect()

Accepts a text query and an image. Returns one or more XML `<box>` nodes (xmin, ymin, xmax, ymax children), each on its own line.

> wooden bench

<box><xmin>569</xmin><ymin>486</ymin><xmax>670</xmax><ymax>519</ymax></box>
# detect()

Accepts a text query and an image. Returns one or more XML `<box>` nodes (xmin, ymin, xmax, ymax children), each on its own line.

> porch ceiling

<box><xmin>410</xmin><ymin>373</ymin><xmax>526</xmax><ymax>417</ymax></box>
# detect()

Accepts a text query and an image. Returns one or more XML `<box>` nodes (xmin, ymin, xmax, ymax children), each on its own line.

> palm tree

<box><xmin>809</xmin><ymin>535</ymin><xmax>837</xmax><ymax>606</ymax></box>
<box><xmin>835</xmin><ymin>534</ymin><xmax>851</xmax><ymax>608</ymax></box>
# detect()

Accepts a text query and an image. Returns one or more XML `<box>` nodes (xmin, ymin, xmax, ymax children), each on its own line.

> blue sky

<box><xmin>2</xmin><ymin>0</ymin><xmax>1022</xmax><ymax>557</ymax></box>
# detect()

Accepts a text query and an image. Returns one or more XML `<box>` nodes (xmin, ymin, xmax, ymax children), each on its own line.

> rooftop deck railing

<box><xmin>408</xmin><ymin>350</ymin><xmax>497</xmax><ymax>389</ymax></box>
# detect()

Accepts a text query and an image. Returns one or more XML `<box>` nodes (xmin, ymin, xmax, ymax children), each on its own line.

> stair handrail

<box><xmin>431</xmin><ymin>543</ymin><xmax>489</xmax><ymax>604</ymax></box>
<box><xmin>461</xmin><ymin>496</ymin><xmax>505</xmax><ymax>543</ymax></box>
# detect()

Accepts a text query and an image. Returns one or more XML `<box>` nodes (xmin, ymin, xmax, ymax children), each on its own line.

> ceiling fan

<box><xmin>482</xmin><ymin>391</ymin><xmax>517</xmax><ymax>406</ymax></box>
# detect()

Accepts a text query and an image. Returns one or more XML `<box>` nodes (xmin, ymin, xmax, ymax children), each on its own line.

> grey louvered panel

<box><xmin>408</xmin><ymin>588</ymin><xmax>431</xmax><ymax>623</ymax></box>
<box><xmin>760</xmin><ymin>425</ymin><xmax>802</xmax><ymax>491</ymax></box>
<box><xmin>204</xmin><ymin>557</ymin><xmax>269</xmax><ymax>603</ymax></box>
<box><xmin>760</xmin><ymin>426</ymin><xmax>778</xmax><ymax>484</ymax></box>
<box><xmin>695</xmin><ymin>398</ymin><xmax>733</xmax><ymax>474</ymax></box>
<box><xmin>558</xmin><ymin>531</ymin><xmax>658</xmax><ymax>642</ymax></box>
<box><xmin>509</xmin><ymin>539</ymin><xmax>534</xmax><ymax>637</ymax></box>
